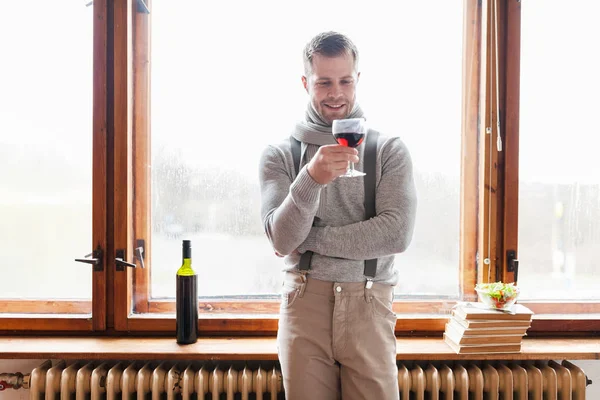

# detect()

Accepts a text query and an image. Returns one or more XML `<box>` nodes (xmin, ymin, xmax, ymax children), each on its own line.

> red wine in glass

<box><xmin>333</xmin><ymin>132</ymin><xmax>365</xmax><ymax>148</ymax></box>
<box><xmin>332</xmin><ymin>118</ymin><xmax>368</xmax><ymax>177</ymax></box>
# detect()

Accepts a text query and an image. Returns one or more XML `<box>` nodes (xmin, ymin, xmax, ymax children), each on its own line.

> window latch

<box><xmin>115</xmin><ymin>249</ymin><xmax>137</xmax><ymax>271</ymax></box>
<box><xmin>74</xmin><ymin>246</ymin><xmax>104</xmax><ymax>272</ymax></box>
<box><xmin>134</xmin><ymin>239</ymin><xmax>145</xmax><ymax>269</ymax></box>
<box><xmin>506</xmin><ymin>249</ymin><xmax>519</xmax><ymax>282</ymax></box>
<box><xmin>136</xmin><ymin>0</ymin><xmax>150</xmax><ymax>14</ymax></box>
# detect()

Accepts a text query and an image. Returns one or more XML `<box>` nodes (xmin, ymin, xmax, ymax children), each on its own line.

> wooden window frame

<box><xmin>482</xmin><ymin>0</ymin><xmax>600</xmax><ymax>331</ymax></box>
<box><xmin>3</xmin><ymin>0</ymin><xmax>599</xmax><ymax>336</ymax></box>
<box><xmin>117</xmin><ymin>0</ymin><xmax>600</xmax><ymax>335</ymax></box>
<box><xmin>114</xmin><ymin>0</ymin><xmax>483</xmax><ymax>336</ymax></box>
<box><xmin>0</xmin><ymin>0</ymin><xmax>109</xmax><ymax>333</ymax></box>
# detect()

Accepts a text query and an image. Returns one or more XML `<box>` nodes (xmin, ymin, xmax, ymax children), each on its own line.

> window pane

<box><xmin>150</xmin><ymin>0</ymin><xmax>462</xmax><ymax>299</ymax></box>
<box><xmin>0</xmin><ymin>2</ymin><xmax>93</xmax><ymax>301</ymax></box>
<box><xmin>518</xmin><ymin>1</ymin><xmax>600</xmax><ymax>300</ymax></box>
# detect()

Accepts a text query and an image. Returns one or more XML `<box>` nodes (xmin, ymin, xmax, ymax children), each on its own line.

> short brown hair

<box><xmin>303</xmin><ymin>31</ymin><xmax>359</xmax><ymax>75</ymax></box>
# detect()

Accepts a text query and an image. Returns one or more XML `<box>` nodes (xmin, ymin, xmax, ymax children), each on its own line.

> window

<box><xmin>119</xmin><ymin>0</ymin><xmax>476</xmax><ymax>334</ymax></box>
<box><xmin>497</xmin><ymin>0</ymin><xmax>600</xmax><ymax>328</ymax></box>
<box><xmin>517</xmin><ymin>0</ymin><xmax>600</xmax><ymax>303</ymax></box>
<box><xmin>3</xmin><ymin>0</ymin><xmax>598</xmax><ymax>335</ymax></box>
<box><xmin>0</xmin><ymin>0</ymin><xmax>107</xmax><ymax>331</ymax></box>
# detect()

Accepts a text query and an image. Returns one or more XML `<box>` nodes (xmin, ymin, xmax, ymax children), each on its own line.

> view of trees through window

<box><xmin>0</xmin><ymin>2</ymin><xmax>93</xmax><ymax>300</ymax></box>
<box><xmin>1</xmin><ymin>1</ymin><xmax>598</xmax><ymax>306</ymax></box>
<box><xmin>517</xmin><ymin>0</ymin><xmax>600</xmax><ymax>300</ymax></box>
<box><xmin>149</xmin><ymin>0</ymin><xmax>463</xmax><ymax>299</ymax></box>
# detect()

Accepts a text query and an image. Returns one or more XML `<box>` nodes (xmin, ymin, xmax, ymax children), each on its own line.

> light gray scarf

<box><xmin>291</xmin><ymin>102</ymin><xmax>365</xmax><ymax>145</ymax></box>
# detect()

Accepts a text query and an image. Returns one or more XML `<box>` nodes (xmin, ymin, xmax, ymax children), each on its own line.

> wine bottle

<box><xmin>176</xmin><ymin>239</ymin><xmax>198</xmax><ymax>344</ymax></box>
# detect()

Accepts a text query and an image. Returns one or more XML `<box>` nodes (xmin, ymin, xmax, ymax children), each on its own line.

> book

<box><xmin>448</xmin><ymin>316</ymin><xmax>530</xmax><ymax>335</ymax></box>
<box><xmin>452</xmin><ymin>303</ymin><xmax>534</xmax><ymax>321</ymax></box>
<box><xmin>444</xmin><ymin>333</ymin><xmax>522</xmax><ymax>354</ymax></box>
<box><xmin>444</xmin><ymin>322</ymin><xmax>524</xmax><ymax>345</ymax></box>
<box><xmin>452</xmin><ymin>315</ymin><xmax>532</xmax><ymax>329</ymax></box>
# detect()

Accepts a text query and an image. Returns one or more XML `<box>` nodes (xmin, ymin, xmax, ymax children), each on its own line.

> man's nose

<box><xmin>328</xmin><ymin>83</ymin><xmax>343</xmax><ymax>98</ymax></box>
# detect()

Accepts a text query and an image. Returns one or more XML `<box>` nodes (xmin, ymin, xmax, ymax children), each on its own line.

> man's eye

<box><xmin>341</xmin><ymin>80</ymin><xmax>353</xmax><ymax>85</ymax></box>
<box><xmin>317</xmin><ymin>82</ymin><xmax>330</xmax><ymax>87</ymax></box>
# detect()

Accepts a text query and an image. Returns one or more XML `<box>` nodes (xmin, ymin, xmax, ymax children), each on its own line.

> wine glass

<box><xmin>332</xmin><ymin>118</ymin><xmax>368</xmax><ymax>177</ymax></box>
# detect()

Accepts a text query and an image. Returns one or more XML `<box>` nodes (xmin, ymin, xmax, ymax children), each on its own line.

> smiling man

<box><xmin>302</xmin><ymin>48</ymin><xmax>358</xmax><ymax>124</ymax></box>
<box><xmin>259</xmin><ymin>32</ymin><xmax>417</xmax><ymax>400</ymax></box>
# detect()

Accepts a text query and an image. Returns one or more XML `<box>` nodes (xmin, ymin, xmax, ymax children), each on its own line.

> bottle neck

<box><xmin>177</xmin><ymin>246</ymin><xmax>194</xmax><ymax>276</ymax></box>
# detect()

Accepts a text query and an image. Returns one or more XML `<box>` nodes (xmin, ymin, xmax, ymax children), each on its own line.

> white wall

<box><xmin>1</xmin><ymin>359</ymin><xmax>598</xmax><ymax>399</ymax></box>
<box><xmin>0</xmin><ymin>359</ymin><xmax>42</xmax><ymax>400</ymax></box>
<box><xmin>577</xmin><ymin>361</ymin><xmax>599</xmax><ymax>398</ymax></box>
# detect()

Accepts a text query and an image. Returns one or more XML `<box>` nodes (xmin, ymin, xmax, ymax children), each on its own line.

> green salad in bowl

<box><xmin>474</xmin><ymin>282</ymin><xmax>520</xmax><ymax>310</ymax></box>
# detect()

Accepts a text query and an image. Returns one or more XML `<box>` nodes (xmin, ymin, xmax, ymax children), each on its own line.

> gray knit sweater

<box><xmin>259</xmin><ymin>134</ymin><xmax>417</xmax><ymax>286</ymax></box>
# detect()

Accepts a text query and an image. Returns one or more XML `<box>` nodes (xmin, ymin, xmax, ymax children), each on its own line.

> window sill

<box><xmin>0</xmin><ymin>336</ymin><xmax>598</xmax><ymax>361</ymax></box>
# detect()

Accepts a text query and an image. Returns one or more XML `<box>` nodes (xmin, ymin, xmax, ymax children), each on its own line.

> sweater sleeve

<box><xmin>298</xmin><ymin>137</ymin><xmax>417</xmax><ymax>260</ymax></box>
<box><xmin>259</xmin><ymin>145</ymin><xmax>326</xmax><ymax>256</ymax></box>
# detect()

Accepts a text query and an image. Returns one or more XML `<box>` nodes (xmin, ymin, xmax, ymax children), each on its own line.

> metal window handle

<box><xmin>115</xmin><ymin>258</ymin><xmax>136</xmax><ymax>269</ymax></box>
<box><xmin>115</xmin><ymin>249</ymin><xmax>137</xmax><ymax>271</ymax></box>
<box><xmin>74</xmin><ymin>246</ymin><xmax>104</xmax><ymax>272</ymax></box>
<box><xmin>75</xmin><ymin>254</ymin><xmax>98</xmax><ymax>265</ymax></box>
<box><xmin>135</xmin><ymin>239</ymin><xmax>145</xmax><ymax>269</ymax></box>
<box><xmin>134</xmin><ymin>247</ymin><xmax>145</xmax><ymax>269</ymax></box>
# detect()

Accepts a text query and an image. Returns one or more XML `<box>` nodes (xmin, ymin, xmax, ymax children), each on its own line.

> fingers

<box><xmin>319</xmin><ymin>146</ymin><xmax>359</xmax><ymax>163</ymax></box>
<box><xmin>307</xmin><ymin>145</ymin><xmax>360</xmax><ymax>184</ymax></box>
<box><xmin>321</xmin><ymin>144</ymin><xmax>359</xmax><ymax>155</ymax></box>
<box><xmin>330</xmin><ymin>160</ymin><xmax>352</xmax><ymax>170</ymax></box>
<box><xmin>321</xmin><ymin>160</ymin><xmax>353</xmax><ymax>179</ymax></box>
<box><xmin>332</xmin><ymin>166</ymin><xmax>350</xmax><ymax>176</ymax></box>
<box><xmin>332</xmin><ymin>155</ymin><xmax>359</xmax><ymax>164</ymax></box>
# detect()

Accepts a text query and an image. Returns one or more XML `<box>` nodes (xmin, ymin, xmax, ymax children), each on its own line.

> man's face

<box><xmin>302</xmin><ymin>52</ymin><xmax>359</xmax><ymax>125</ymax></box>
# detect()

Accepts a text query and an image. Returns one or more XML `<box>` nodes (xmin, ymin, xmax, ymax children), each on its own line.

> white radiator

<box><xmin>24</xmin><ymin>359</ymin><xmax>589</xmax><ymax>399</ymax></box>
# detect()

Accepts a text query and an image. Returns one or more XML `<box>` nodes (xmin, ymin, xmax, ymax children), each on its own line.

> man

<box><xmin>259</xmin><ymin>31</ymin><xmax>417</xmax><ymax>400</ymax></box>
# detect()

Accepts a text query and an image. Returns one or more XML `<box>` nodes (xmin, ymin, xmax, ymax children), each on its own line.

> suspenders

<box><xmin>290</xmin><ymin>130</ymin><xmax>380</xmax><ymax>284</ymax></box>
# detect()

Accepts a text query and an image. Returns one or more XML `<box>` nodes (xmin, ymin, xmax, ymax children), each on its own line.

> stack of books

<box><xmin>444</xmin><ymin>303</ymin><xmax>534</xmax><ymax>354</ymax></box>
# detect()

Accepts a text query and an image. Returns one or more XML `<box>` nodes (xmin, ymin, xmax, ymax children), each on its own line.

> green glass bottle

<box><xmin>176</xmin><ymin>240</ymin><xmax>198</xmax><ymax>344</ymax></box>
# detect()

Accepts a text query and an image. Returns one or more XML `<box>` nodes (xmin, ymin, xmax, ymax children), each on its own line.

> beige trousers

<box><xmin>277</xmin><ymin>272</ymin><xmax>399</xmax><ymax>400</ymax></box>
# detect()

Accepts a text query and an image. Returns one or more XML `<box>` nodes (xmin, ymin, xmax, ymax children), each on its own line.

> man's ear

<box><xmin>302</xmin><ymin>76</ymin><xmax>309</xmax><ymax>93</ymax></box>
<box><xmin>357</xmin><ymin>72</ymin><xmax>361</xmax><ymax>82</ymax></box>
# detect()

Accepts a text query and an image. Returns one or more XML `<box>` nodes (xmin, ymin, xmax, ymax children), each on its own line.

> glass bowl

<box><xmin>474</xmin><ymin>282</ymin><xmax>520</xmax><ymax>310</ymax></box>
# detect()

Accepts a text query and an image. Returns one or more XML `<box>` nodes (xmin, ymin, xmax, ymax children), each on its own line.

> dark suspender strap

<box><xmin>299</xmin><ymin>250</ymin><xmax>313</xmax><ymax>271</ymax></box>
<box><xmin>290</xmin><ymin>136</ymin><xmax>301</xmax><ymax>177</ymax></box>
<box><xmin>291</xmin><ymin>136</ymin><xmax>314</xmax><ymax>271</ymax></box>
<box><xmin>292</xmin><ymin>133</ymin><xmax>379</xmax><ymax>277</ymax></box>
<box><xmin>363</xmin><ymin>129</ymin><xmax>379</xmax><ymax>278</ymax></box>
